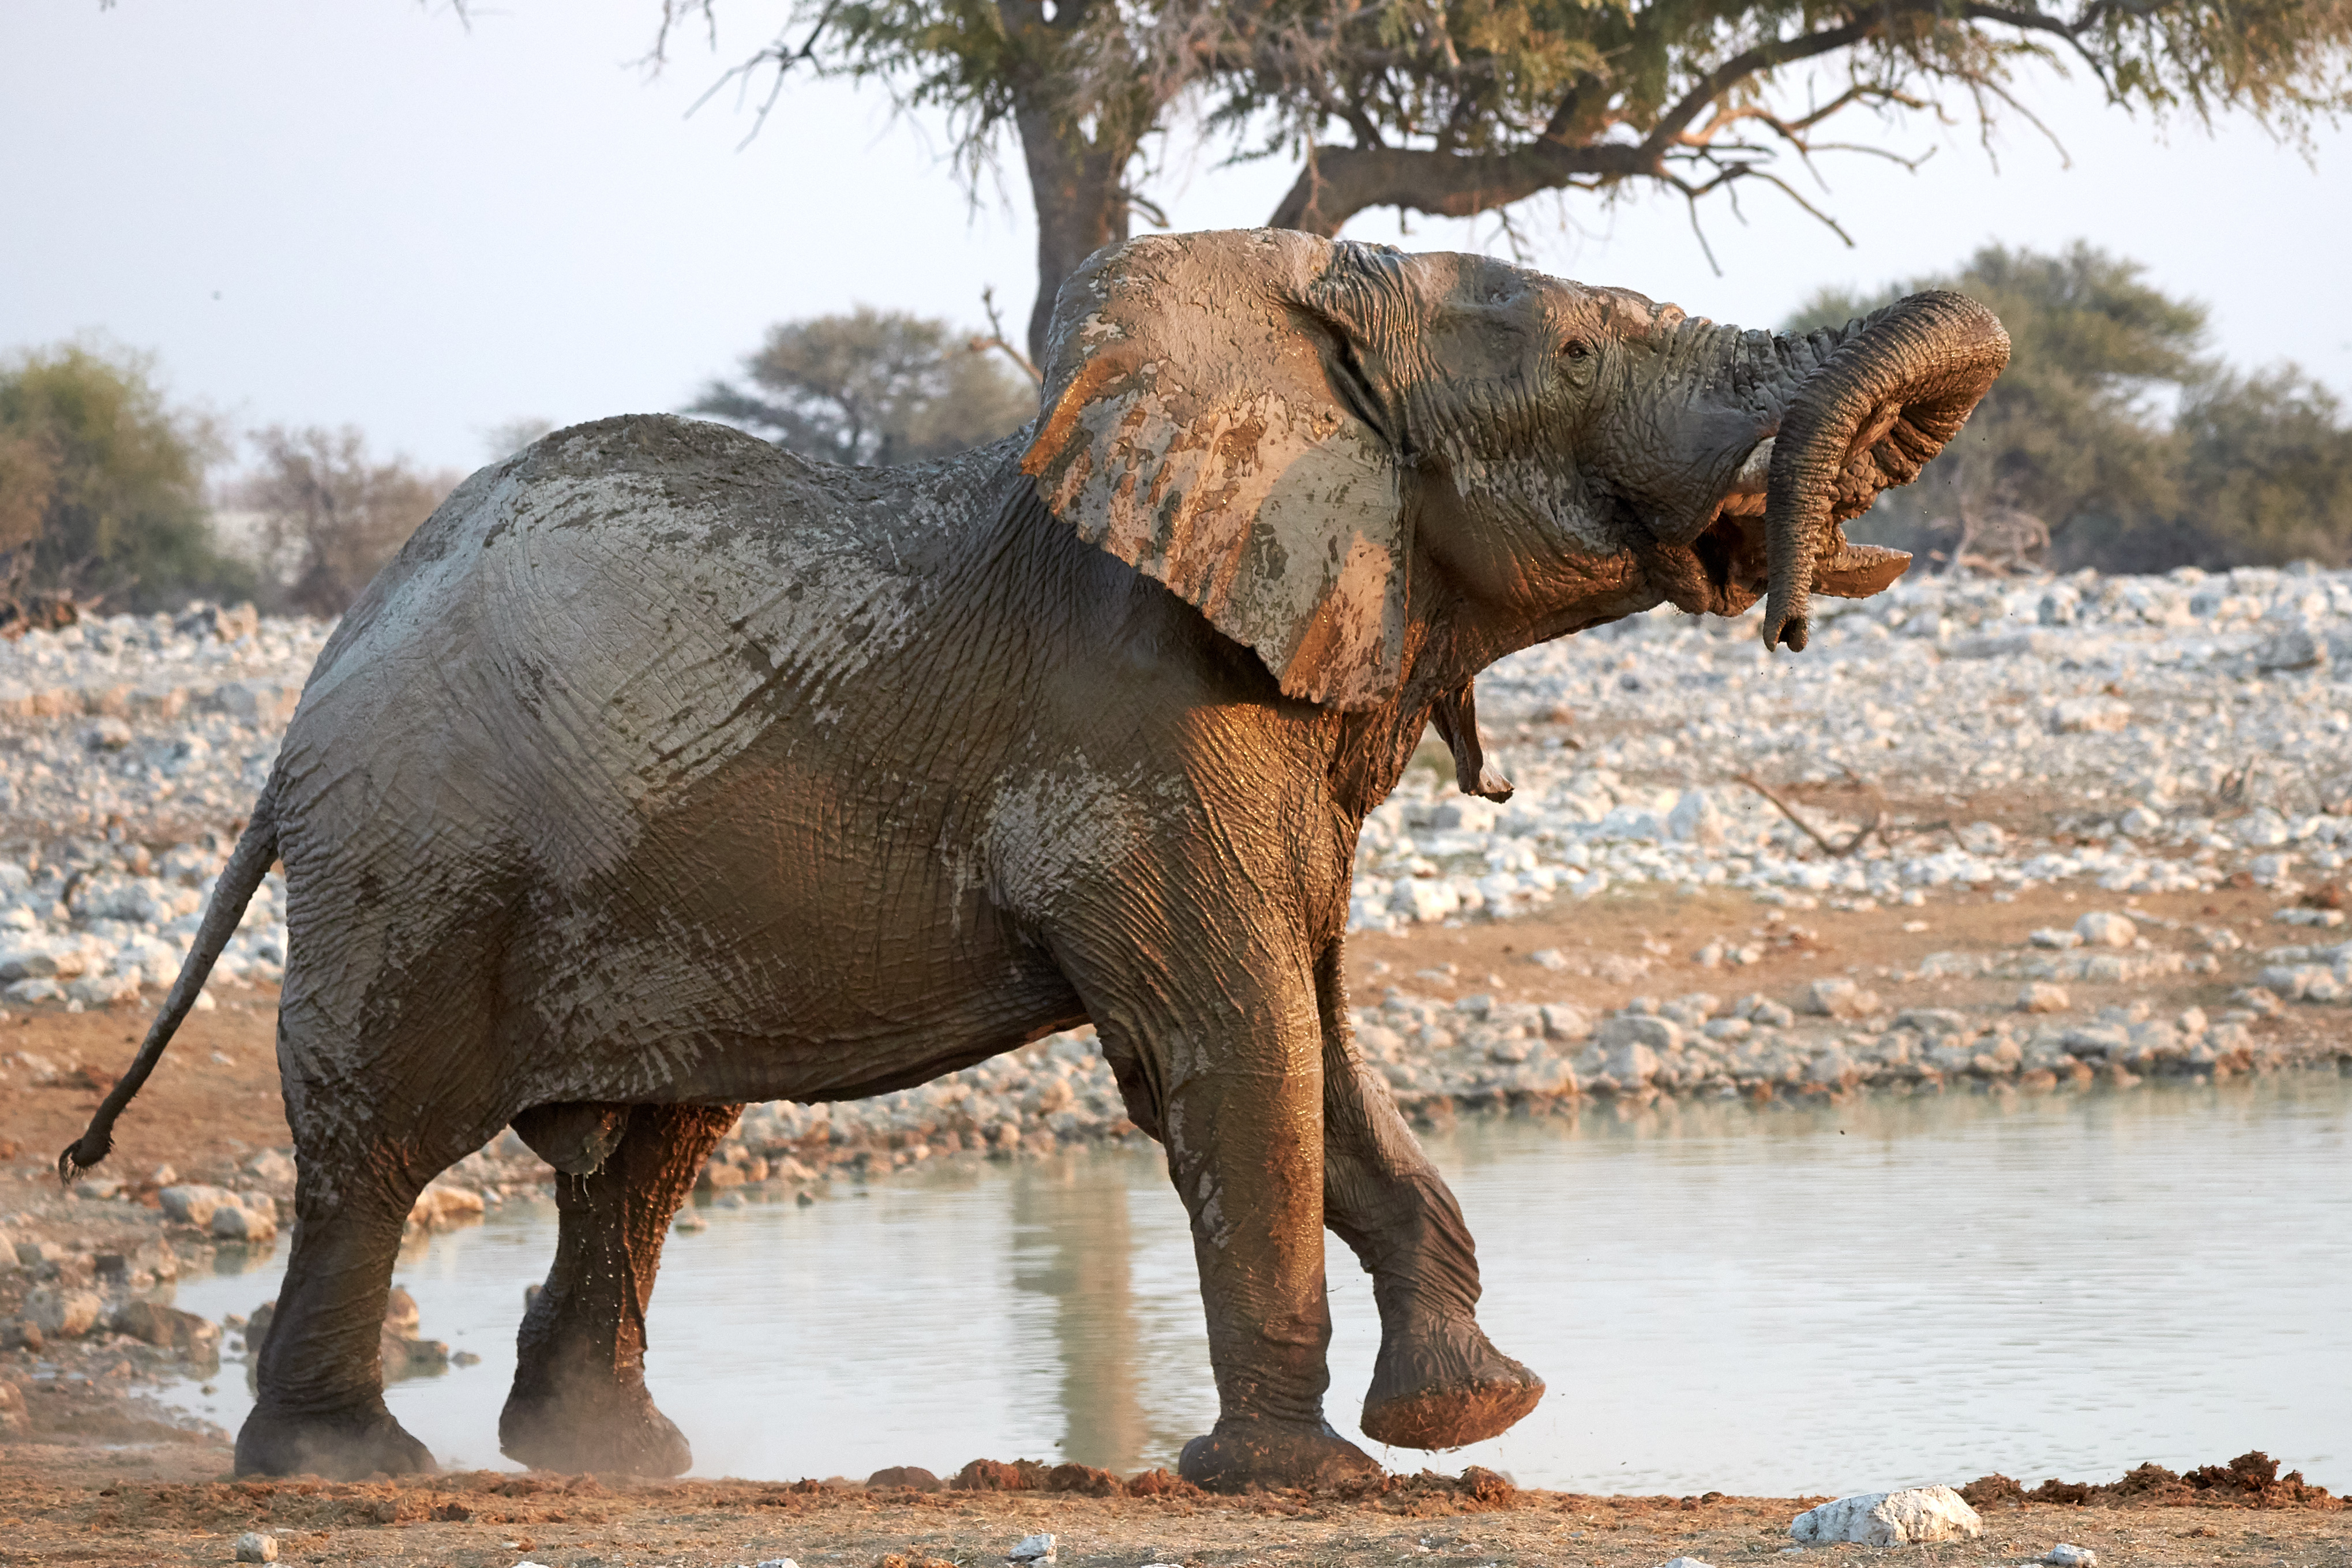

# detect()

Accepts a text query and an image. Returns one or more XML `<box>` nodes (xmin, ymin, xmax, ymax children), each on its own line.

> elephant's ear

<box><xmin>1022</xmin><ymin>230</ymin><xmax>1408</xmax><ymax>711</ymax></box>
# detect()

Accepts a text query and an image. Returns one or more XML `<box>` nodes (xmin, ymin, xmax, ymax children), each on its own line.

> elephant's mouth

<box><xmin>1635</xmin><ymin>436</ymin><xmax>1910</xmax><ymax>620</ymax></box>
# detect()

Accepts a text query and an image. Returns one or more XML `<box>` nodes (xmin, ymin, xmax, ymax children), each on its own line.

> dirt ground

<box><xmin>3</xmin><ymin>875</ymin><xmax>2347</xmax><ymax>1568</ymax></box>
<box><xmin>0</xmin><ymin>1445</ymin><xmax>2343</xmax><ymax>1568</ymax></box>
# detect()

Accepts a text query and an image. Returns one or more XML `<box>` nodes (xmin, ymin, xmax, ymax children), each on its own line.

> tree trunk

<box><xmin>1019</xmin><ymin>108</ymin><xmax>1133</xmax><ymax>368</ymax></box>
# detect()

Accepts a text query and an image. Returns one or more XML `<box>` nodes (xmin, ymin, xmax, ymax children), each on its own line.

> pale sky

<box><xmin>5</xmin><ymin>1</ymin><xmax>2347</xmax><ymax>477</ymax></box>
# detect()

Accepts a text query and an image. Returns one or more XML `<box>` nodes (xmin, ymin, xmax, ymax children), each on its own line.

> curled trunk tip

<box><xmin>1760</xmin><ymin>290</ymin><xmax>2010</xmax><ymax>652</ymax></box>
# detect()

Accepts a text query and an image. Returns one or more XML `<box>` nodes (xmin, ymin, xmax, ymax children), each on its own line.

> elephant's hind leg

<box><xmin>236</xmin><ymin>1142</ymin><xmax>436</xmax><ymax>1477</ymax></box>
<box><xmin>1318</xmin><ymin>947</ymin><xmax>1543</xmax><ymax>1450</ymax></box>
<box><xmin>499</xmin><ymin>1102</ymin><xmax>741</xmax><ymax>1475</ymax></box>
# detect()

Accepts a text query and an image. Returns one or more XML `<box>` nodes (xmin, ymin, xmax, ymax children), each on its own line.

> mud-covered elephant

<box><xmin>64</xmin><ymin>228</ymin><xmax>2005</xmax><ymax>1489</ymax></box>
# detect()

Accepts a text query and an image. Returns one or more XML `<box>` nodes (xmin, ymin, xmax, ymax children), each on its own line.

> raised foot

<box><xmin>1360</xmin><ymin>1315</ymin><xmax>1544</xmax><ymax>1450</ymax></box>
<box><xmin>500</xmin><ymin>1385</ymin><xmax>692</xmax><ymax>1476</ymax></box>
<box><xmin>1179</xmin><ymin>1417</ymin><xmax>1382</xmax><ymax>1493</ymax></box>
<box><xmin>235</xmin><ymin>1405</ymin><xmax>435</xmax><ymax>1479</ymax></box>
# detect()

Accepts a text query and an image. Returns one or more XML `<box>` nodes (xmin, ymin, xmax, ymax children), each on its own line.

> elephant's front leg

<box><xmin>1318</xmin><ymin>944</ymin><xmax>1544</xmax><ymax>1449</ymax></box>
<box><xmin>499</xmin><ymin>1102</ymin><xmax>741</xmax><ymax>1475</ymax></box>
<box><xmin>1100</xmin><ymin>950</ymin><xmax>1381</xmax><ymax>1492</ymax></box>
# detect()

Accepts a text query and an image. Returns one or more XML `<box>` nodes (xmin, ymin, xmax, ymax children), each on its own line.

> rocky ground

<box><xmin>2</xmin><ymin>570</ymin><xmax>2350</xmax><ymax>1561</ymax></box>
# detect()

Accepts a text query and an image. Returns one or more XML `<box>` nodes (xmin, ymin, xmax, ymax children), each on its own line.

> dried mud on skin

<box><xmin>1</xmin><ymin>1452</ymin><xmax>2349</xmax><ymax>1568</ymax></box>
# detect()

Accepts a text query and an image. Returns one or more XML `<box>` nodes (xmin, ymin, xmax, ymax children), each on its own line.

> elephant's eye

<box><xmin>1561</xmin><ymin>339</ymin><xmax>1592</xmax><ymax>362</ymax></box>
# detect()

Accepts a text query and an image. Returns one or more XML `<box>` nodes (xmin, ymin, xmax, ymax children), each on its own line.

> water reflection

<box><xmin>157</xmin><ymin>1072</ymin><xmax>2350</xmax><ymax>1492</ymax></box>
<box><xmin>1010</xmin><ymin>1157</ymin><xmax>1147</xmax><ymax>1471</ymax></box>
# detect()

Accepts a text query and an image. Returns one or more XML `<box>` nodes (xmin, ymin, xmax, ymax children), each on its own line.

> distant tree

<box><xmin>235</xmin><ymin>426</ymin><xmax>460</xmax><ymax>616</ymax></box>
<box><xmin>483</xmin><ymin>416</ymin><xmax>557</xmax><ymax>462</ymax></box>
<box><xmin>1788</xmin><ymin>242</ymin><xmax>2352</xmax><ymax>572</ymax></box>
<box><xmin>1787</xmin><ymin>243</ymin><xmax>2205</xmax><ymax>565</ymax></box>
<box><xmin>650</xmin><ymin>0</ymin><xmax>2352</xmax><ymax>361</ymax></box>
<box><xmin>2169</xmin><ymin>367</ymin><xmax>2352</xmax><ymax>567</ymax></box>
<box><xmin>0</xmin><ymin>342</ymin><xmax>256</xmax><ymax>612</ymax></box>
<box><xmin>689</xmin><ymin>307</ymin><xmax>1037</xmax><ymax>466</ymax></box>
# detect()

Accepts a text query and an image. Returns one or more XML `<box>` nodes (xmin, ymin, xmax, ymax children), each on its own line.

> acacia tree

<box><xmin>689</xmin><ymin>307</ymin><xmax>1036</xmax><ymax>464</ymax></box>
<box><xmin>653</xmin><ymin>0</ymin><xmax>2350</xmax><ymax>362</ymax></box>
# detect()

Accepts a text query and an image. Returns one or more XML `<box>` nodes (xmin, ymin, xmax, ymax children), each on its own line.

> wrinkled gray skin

<box><xmin>62</xmin><ymin>229</ymin><xmax>2005</xmax><ymax>1489</ymax></box>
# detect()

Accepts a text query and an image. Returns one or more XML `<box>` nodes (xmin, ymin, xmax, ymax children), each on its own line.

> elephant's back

<box><xmin>272</xmin><ymin>415</ymin><xmax>939</xmax><ymax>881</ymax></box>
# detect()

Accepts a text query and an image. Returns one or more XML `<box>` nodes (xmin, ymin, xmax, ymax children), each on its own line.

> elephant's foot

<box><xmin>235</xmin><ymin>1403</ymin><xmax>434</xmax><ymax>1479</ymax></box>
<box><xmin>1360</xmin><ymin>1315</ymin><xmax>1544</xmax><ymax>1450</ymax></box>
<box><xmin>1178</xmin><ymin>1416</ymin><xmax>1382</xmax><ymax>1492</ymax></box>
<box><xmin>499</xmin><ymin>1381</ymin><xmax>692</xmax><ymax>1476</ymax></box>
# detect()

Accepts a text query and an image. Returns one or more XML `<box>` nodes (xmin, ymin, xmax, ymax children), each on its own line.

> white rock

<box><xmin>1656</xmin><ymin>1559</ymin><xmax>1718</xmax><ymax>1568</ymax></box>
<box><xmin>2017</xmin><ymin>982</ymin><xmax>2071</xmax><ymax>1014</ymax></box>
<box><xmin>211</xmin><ymin>1199</ymin><xmax>278</xmax><ymax>1242</ymax></box>
<box><xmin>159</xmin><ymin>1184</ymin><xmax>237</xmax><ymax>1229</ymax></box>
<box><xmin>2050</xmin><ymin>697</ymin><xmax>2130</xmax><ymax>734</ymax></box>
<box><xmin>26</xmin><ymin>1286</ymin><xmax>104</xmax><ymax>1338</ymax></box>
<box><xmin>246</xmin><ymin>1149</ymin><xmax>297</xmax><ymax>1185</ymax></box>
<box><xmin>1668</xmin><ymin>789</ymin><xmax>1725</xmax><ymax>847</ymax></box>
<box><xmin>1596</xmin><ymin>1014</ymin><xmax>1680</xmax><ymax>1052</ymax></box>
<box><xmin>1802</xmin><ymin>978</ymin><xmax>1881</xmax><ymax>1019</ymax></box>
<box><xmin>1538</xmin><ymin>1002</ymin><xmax>1593</xmax><ymax>1041</ymax></box>
<box><xmin>2043</xmin><ymin>1547</ymin><xmax>2096</xmax><ymax>1568</ymax></box>
<box><xmin>2073</xmin><ymin>911</ymin><xmax>2137</xmax><ymax>947</ymax></box>
<box><xmin>1006</xmin><ymin>1533</ymin><xmax>1057</xmax><ymax>1565</ymax></box>
<box><xmin>409</xmin><ymin>1183</ymin><xmax>487</xmax><ymax>1229</ymax></box>
<box><xmin>2028</xmin><ymin>927</ymin><xmax>2081</xmax><ymax>950</ymax></box>
<box><xmin>751</xmin><ymin>1559</ymin><xmax>801</xmax><ymax>1568</ymax></box>
<box><xmin>1788</xmin><ymin>1487</ymin><xmax>1983</xmax><ymax>1547</ymax></box>
<box><xmin>234</xmin><ymin>1533</ymin><xmax>277</xmax><ymax>1563</ymax></box>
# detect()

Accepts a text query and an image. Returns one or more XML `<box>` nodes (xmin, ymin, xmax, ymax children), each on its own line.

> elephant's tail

<box><xmin>58</xmin><ymin>782</ymin><xmax>282</xmax><ymax>1184</ymax></box>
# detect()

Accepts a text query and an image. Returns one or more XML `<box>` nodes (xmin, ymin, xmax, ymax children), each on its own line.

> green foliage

<box><xmin>2173</xmin><ymin>367</ymin><xmax>2352</xmax><ymax>564</ymax></box>
<box><xmin>689</xmin><ymin>307</ymin><xmax>1037</xmax><ymax>466</ymax></box>
<box><xmin>0</xmin><ymin>342</ymin><xmax>255</xmax><ymax>612</ymax></box>
<box><xmin>663</xmin><ymin>0</ymin><xmax>2352</xmax><ymax>266</ymax></box>
<box><xmin>1795</xmin><ymin>243</ymin><xmax>2352</xmax><ymax>572</ymax></box>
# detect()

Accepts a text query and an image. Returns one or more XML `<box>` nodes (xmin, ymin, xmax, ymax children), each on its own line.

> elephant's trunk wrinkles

<box><xmin>1760</xmin><ymin>291</ymin><xmax>2010</xmax><ymax>651</ymax></box>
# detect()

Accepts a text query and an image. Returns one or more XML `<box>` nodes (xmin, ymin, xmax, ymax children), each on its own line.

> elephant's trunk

<box><xmin>1760</xmin><ymin>291</ymin><xmax>2010</xmax><ymax>651</ymax></box>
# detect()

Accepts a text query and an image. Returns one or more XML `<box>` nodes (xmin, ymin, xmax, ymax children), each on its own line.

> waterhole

<box><xmin>162</xmin><ymin>1071</ymin><xmax>2350</xmax><ymax>1493</ymax></box>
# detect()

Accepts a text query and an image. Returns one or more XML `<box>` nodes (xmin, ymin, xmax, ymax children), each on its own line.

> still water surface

<box><xmin>162</xmin><ymin>1072</ymin><xmax>2350</xmax><ymax>1495</ymax></box>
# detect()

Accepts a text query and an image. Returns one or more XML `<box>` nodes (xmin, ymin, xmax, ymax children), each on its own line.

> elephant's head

<box><xmin>1021</xmin><ymin>229</ymin><xmax>2007</xmax><ymax>710</ymax></box>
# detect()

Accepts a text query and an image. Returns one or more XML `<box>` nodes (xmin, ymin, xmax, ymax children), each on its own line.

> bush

<box><xmin>231</xmin><ymin>426</ymin><xmax>461</xmax><ymax>617</ymax></box>
<box><xmin>0</xmin><ymin>342</ymin><xmax>255</xmax><ymax>611</ymax></box>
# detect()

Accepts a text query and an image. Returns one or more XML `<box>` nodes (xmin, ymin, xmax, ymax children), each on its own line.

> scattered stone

<box><xmin>1802</xmin><ymin>978</ymin><xmax>1882</xmax><ymax>1020</ymax></box>
<box><xmin>2017</xmin><ymin>982</ymin><xmax>2071</xmax><ymax>1014</ymax></box>
<box><xmin>1005</xmin><ymin>1533</ymin><xmax>1056</xmax><ymax>1565</ymax></box>
<box><xmin>159</xmin><ymin>1184</ymin><xmax>238</xmax><ymax>1230</ymax></box>
<box><xmin>2073</xmin><ymin>911</ymin><xmax>2137</xmax><ymax>947</ymax></box>
<box><xmin>211</xmin><ymin>1199</ymin><xmax>277</xmax><ymax>1242</ymax></box>
<box><xmin>110</xmin><ymin>1300</ymin><xmax>221</xmax><ymax>1355</ymax></box>
<box><xmin>1788</xmin><ymin>1487</ymin><xmax>1984</xmax><ymax>1547</ymax></box>
<box><xmin>233</xmin><ymin>1532</ymin><xmax>277</xmax><ymax>1563</ymax></box>
<box><xmin>24</xmin><ymin>1286</ymin><xmax>102</xmax><ymax>1340</ymax></box>
<box><xmin>408</xmin><ymin>1183</ymin><xmax>487</xmax><ymax>1231</ymax></box>
<box><xmin>2043</xmin><ymin>1547</ymin><xmax>2096</xmax><ymax>1567</ymax></box>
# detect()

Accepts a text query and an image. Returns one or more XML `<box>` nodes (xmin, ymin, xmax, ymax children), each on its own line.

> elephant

<box><xmin>62</xmin><ymin>227</ymin><xmax>2005</xmax><ymax>1490</ymax></box>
